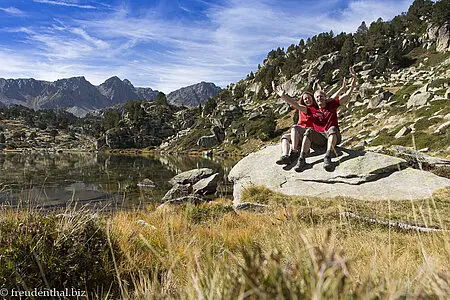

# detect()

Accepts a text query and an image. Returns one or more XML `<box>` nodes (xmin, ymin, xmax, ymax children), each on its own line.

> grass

<box><xmin>407</xmin><ymin>46</ymin><xmax>450</xmax><ymax>68</ymax></box>
<box><xmin>415</xmin><ymin>99</ymin><xmax>450</xmax><ymax>118</ymax></box>
<box><xmin>429</xmin><ymin>78</ymin><xmax>450</xmax><ymax>89</ymax></box>
<box><xmin>0</xmin><ymin>186</ymin><xmax>449</xmax><ymax>298</ymax></box>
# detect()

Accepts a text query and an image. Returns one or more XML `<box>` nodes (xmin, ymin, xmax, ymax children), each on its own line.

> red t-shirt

<box><xmin>307</xmin><ymin>97</ymin><xmax>340</xmax><ymax>132</ymax></box>
<box><xmin>291</xmin><ymin>105</ymin><xmax>313</xmax><ymax>128</ymax></box>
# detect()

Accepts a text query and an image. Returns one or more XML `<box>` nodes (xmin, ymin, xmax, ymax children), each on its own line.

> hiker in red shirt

<box><xmin>274</xmin><ymin>66</ymin><xmax>357</xmax><ymax>171</ymax></box>
<box><xmin>275</xmin><ymin>91</ymin><xmax>315</xmax><ymax>165</ymax></box>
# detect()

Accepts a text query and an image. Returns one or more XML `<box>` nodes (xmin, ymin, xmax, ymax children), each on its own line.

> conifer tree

<box><xmin>407</xmin><ymin>0</ymin><xmax>434</xmax><ymax>33</ymax></box>
<box><xmin>433</xmin><ymin>0</ymin><xmax>450</xmax><ymax>26</ymax></box>
<box><xmin>355</xmin><ymin>21</ymin><xmax>368</xmax><ymax>45</ymax></box>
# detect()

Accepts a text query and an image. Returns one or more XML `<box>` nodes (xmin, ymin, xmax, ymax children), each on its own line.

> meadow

<box><xmin>0</xmin><ymin>185</ymin><xmax>449</xmax><ymax>299</ymax></box>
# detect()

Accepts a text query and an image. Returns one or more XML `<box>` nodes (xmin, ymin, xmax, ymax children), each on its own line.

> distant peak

<box><xmin>123</xmin><ymin>79</ymin><xmax>133</xmax><ymax>86</ymax></box>
<box><xmin>105</xmin><ymin>76</ymin><xmax>122</xmax><ymax>82</ymax></box>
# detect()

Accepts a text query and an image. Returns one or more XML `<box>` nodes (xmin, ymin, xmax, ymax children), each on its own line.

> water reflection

<box><xmin>0</xmin><ymin>152</ymin><xmax>239</xmax><ymax>209</ymax></box>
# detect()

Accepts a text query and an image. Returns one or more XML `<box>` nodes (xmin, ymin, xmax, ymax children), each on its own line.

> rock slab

<box><xmin>228</xmin><ymin>145</ymin><xmax>450</xmax><ymax>204</ymax></box>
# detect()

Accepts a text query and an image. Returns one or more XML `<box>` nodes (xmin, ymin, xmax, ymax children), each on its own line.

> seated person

<box><xmin>274</xmin><ymin>66</ymin><xmax>357</xmax><ymax>171</ymax></box>
<box><xmin>276</xmin><ymin>91</ymin><xmax>315</xmax><ymax>165</ymax></box>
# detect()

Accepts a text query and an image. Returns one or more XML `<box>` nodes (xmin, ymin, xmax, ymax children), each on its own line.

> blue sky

<box><xmin>0</xmin><ymin>0</ymin><xmax>412</xmax><ymax>93</ymax></box>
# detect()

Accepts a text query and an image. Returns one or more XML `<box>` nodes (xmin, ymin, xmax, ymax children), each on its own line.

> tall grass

<box><xmin>0</xmin><ymin>187</ymin><xmax>449</xmax><ymax>298</ymax></box>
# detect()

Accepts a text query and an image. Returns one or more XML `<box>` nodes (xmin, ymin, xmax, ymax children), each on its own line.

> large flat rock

<box><xmin>229</xmin><ymin>145</ymin><xmax>450</xmax><ymax>203</ymax></box>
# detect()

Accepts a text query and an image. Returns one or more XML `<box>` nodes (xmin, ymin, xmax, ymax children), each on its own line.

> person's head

<box><xmin>314</xmin><ymin>90</ymin><xmax>327</xmax><ymax>108</ymax></box>
<box><xmin>300</xmin><ymin>92</ymin><xmax>314</xmax><ymax>106</ymax></box>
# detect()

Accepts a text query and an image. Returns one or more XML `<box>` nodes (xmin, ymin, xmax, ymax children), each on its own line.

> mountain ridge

<box><xmin>0</xmin><ymin>76</ymin><xmax>221</xmax><ymax>116</ymax></box>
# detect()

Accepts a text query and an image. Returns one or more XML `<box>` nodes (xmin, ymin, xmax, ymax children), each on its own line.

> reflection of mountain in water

<box><xmin>0</xmin><ymin>152</ymin><xmax>239</xmax><ymax>208</ymax></box>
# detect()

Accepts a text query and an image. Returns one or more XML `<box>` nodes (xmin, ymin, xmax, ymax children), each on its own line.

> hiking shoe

<box><xmin>294</xmin><ymin>157</ymin><xmax>306</xmax><ymax>172</ymax></box>
<box><xmin>276</xmin><ymin>155</ymin><xmax>291</xmax><ymax>165</ymax></box>
<box><xmin>323</xmin><ymin>155</ymin><xmax>332</xmax><ymax>171</ymax></box>
<box><xmin>289</xmin><ymin>150</ymin><xmax>300</xmax><ymax>162</ymax></box>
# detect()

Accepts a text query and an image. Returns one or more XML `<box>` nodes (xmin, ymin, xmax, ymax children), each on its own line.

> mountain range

<box><xmin>0</xmin><ymin>76</ymin><xmax>221</xmax><ymax>117</ymax></box>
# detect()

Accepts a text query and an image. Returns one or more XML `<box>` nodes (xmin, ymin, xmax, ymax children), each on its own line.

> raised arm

<box><xmin>272</xmin><ymin>81</ymin><xmax>307</xmax><ymax>113</ymax></box>
<box><xmin>330</xmin><ymin>77</ymin><xmax>347</xmax><ymax>100</ymax></box>
<box><xmin>338</xmin><ymin>66</ymin><xmax>357</xmax><ymax>106</ymax></box>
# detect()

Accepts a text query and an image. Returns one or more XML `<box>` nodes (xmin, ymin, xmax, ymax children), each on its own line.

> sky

<box><xmin>0</xmin><ymin>0</ymin><xmax>413</xmax><ymax>93</ymax></box>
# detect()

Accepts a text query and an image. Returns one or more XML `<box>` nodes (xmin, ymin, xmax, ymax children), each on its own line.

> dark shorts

<box><xmin>304</xmin><ymin>126</ymin><xmax>342</xmax><ymax>148</ymax></box>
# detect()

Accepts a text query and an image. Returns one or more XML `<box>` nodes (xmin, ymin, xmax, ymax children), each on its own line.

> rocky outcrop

<box><xmin>169</xmin><ymin>168</ymin><xmax>215</xmax><ymax>185</ymax></box>
<box><xmin>407</xmin><ymin>91</ymin><xmax>433</xmax><ymax>108</ymax></box>
<box><xmin>192</xmin><ymin>173</ymin><xmax>219</xmax><ymax>195</ymax></box>
<box><xmin>368</xmin><ymin>91</ymin><xmax>393</xmax><ymax>108</ymax></box>
<box><xmin>167</xmin><ymin>82</ymin><xmax>221</xmax><ymax>107</ymax></box>
<box><xmin>197</xmin><ymin>135</ymin><xmax>219</xmax><ymax>148</ymax></box>
<box><xmin>436</xmin><ymin>23</ymin><xmax>450</xmax><ymax>52</ymax></box>
<box><xmin>388</xmin><ymin>145</ymin><xmax>450</xmax><ymax>168</ymax></box>
<box><xmin>162</xmin><ymin>168</ymin><xmax>219</xmax><ymax>202</ymax></box>
<box><xmin>228</xmin><ymin>145</ymin><xmax>450</xmax><ymax>204</ymax></box>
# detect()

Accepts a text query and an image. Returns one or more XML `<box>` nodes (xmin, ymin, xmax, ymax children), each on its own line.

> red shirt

<box><xmin>307</xmin><ymin>97</ymin><xmax>340</xmax><ymax>132</ymax></box>
<box><xmin>291</xmin><ymin>105</ymin><xmax>313</xmax><ymax>128</ymax></box>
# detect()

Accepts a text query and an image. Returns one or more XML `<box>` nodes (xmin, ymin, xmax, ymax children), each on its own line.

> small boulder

<box><xmin>368</xmin><ymin>91</ymin><xmax>393</xmax><ymax>109</ymax></box>
<box><xmin>161</xmin><ymin>184</ymin><xmax>191</xmax><ymax>201</ymax></box>
<box><xmin>169</xmin><ymin>168</ymin><xmax>215</xmax><ymax>185</ymax></box>
<box><xmin>407</xmin><ymin>92</ymin><xmax>433</xmax><ymax>108</ymax></box>
<box><xmin>160</xmin><ymin>196</ymin><xmax>208</xmax><ymax>206</ymax></box>
<box><xmin>434</xmin><ymin>121</ymin><xmax>450</xmax><ymax>135</ymax></box>
<box><xmin>235</xmin><ymin>202</ymin><xmax>268</xmax><ymax>212</ymax></box>
<box><xmin>137</xmin><ymin>178</ymin><xmax>156</xmax><ymax>188</ymax></box>
<box><xmin>197</xmin><ymin>135</ymin><xmax>219</xmax><ymax>148</ymax></box>
<box><xmin>192</xmin><ymin>173</ymin><xmax>219</xmax><ymax>195</ymax></box>
<box><xmin>395</xmin><ymin>126</ymin><xmax>412</xmax><ymax>139</ymax></box>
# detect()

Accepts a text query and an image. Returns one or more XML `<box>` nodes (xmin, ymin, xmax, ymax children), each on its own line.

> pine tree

<box><xmin>155</xmin><ymin>92</ymin><xmax>167</xmax><ymax>105</ymax></box>
<box><xmin>407</xmin><ymin>0</ymin><xmax>434</xmax><ymax>33</ymax></box>
<box><xmin>340</xmin><ymin>35</ymin><xmax>355</xmax><ymax>76</ymax></box>
<box><xmin>355</xmin><ymin>21</ymin><xmax>368</xmax><ymax>45</ymax></box>
<box><xmin>433</xmin><ymin>0</ymin><xmax>450</xmax><ymax>26</ymax></box>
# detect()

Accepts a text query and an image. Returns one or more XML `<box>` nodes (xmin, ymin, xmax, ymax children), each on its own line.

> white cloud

<box><xmin>1</xmin><ymin>0</ymin><xmax>413</xmax><ymax>93</ymax></box>
<box><xmin>32</xmin><ymin>0</ymin><xmax>96</xmax><ymax>9</ymax></box>
<box><xmin>0</xmin><ymin>7</ymin><xmax>26</xmax><ymax>16</ymax></box>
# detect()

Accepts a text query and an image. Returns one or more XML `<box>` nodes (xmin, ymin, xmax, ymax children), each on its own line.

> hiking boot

<box><xmin>323</xmin><ymin>155</ymin><xmax>332</xmax><ymax>171</ymax></box>
<box><xmin>289</xmin><ymin>150</ymin><xmax>300</xmax><ymax>162</ymax></box>
<box><xmin>276</xmin><ymin>155</ymin><xmax>291</xmax><ymax>165</ymax></box>
<box><xmin>294</xmin><ymin>157</ymin><xmax>306</xmax><ymax>172</ymax></box>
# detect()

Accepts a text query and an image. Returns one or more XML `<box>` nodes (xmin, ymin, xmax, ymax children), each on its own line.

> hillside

<box><xmin>160</xmin><ymin>0</ymin><xmax>450</xmax><ymax>161</ymax></box>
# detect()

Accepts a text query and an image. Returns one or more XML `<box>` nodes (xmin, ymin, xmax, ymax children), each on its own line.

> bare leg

<box><xmin>301</xmin><ymin>135</ymin><xmax>311</xmax><ymax>155</ymax></box>
<box><xmin>276</xmin><ymin>135</ymin><xmax>292</xmax><ymax>165</ymax></box>
<box><xmin>324</xmin><ymin>133</ymin><xmax>337</xmax><ymax>171</ymax></box>
<box><xmin>327</xmin><ymin>134</ymin><xmax>337</xmax><ymax>155</ymax></box>
<box><xmin>281</xmin><ymin>137</ymin><xmax>290</xmax><ymax>156</ymax></box>
<box><xmin>291</xmin><ymin>127</ymin><xmax>300</xmax><ymax>152</ymax></box>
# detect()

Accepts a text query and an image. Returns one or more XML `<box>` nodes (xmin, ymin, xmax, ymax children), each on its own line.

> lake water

<box><xmin>0</xmin><ymin>152</ymin><xmax>240</xmax><ymax>209</ymax></box>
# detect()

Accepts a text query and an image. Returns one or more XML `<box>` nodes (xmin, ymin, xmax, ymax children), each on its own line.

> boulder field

<box><xmin>228</xmin><ymin>145</ymin><xmax>450</xmax><ymax>204</ymax></box>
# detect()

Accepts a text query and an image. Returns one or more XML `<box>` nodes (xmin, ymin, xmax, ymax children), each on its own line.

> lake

<box><xmin>0</xmin><ymin>152</ymin><xmax>240</xmax><ymax>209</ymax></box>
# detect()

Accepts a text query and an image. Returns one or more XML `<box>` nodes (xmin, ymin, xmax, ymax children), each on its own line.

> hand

<box><xmin>272</xmin><ymin>81</ymin><xmax>285</xmax><ymax>97</ymax></box>
<box><xmin>342</xmin><ymin>77</ymin><xmax>347</xmax><ymax>90</ymax></box>
<box><xmin>349</xmin><ymin>65</ymin><xmax>356</xmax><ymax>78</ymax></box>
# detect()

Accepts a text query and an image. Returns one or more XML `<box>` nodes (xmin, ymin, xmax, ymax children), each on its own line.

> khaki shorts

<box><xmin>281</xmin><ymin>125</ymin><xmax>307</xmax><ymax>148</ymax></box>
<box><xmin>304</xmin><ymin>126</ymin><xmax>342</xmax><ymax>148</ymax></box>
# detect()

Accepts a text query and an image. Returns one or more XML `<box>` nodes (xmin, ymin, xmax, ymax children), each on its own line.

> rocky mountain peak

<box><xmin>123</xmin><ymin>79</ymin><xmax>133</xmax><ymax>86</ymax></box>
<box><xmin>167</xmin><ymin>82</ymin><xmax>221</xmax><ymax>107</ymax></box>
